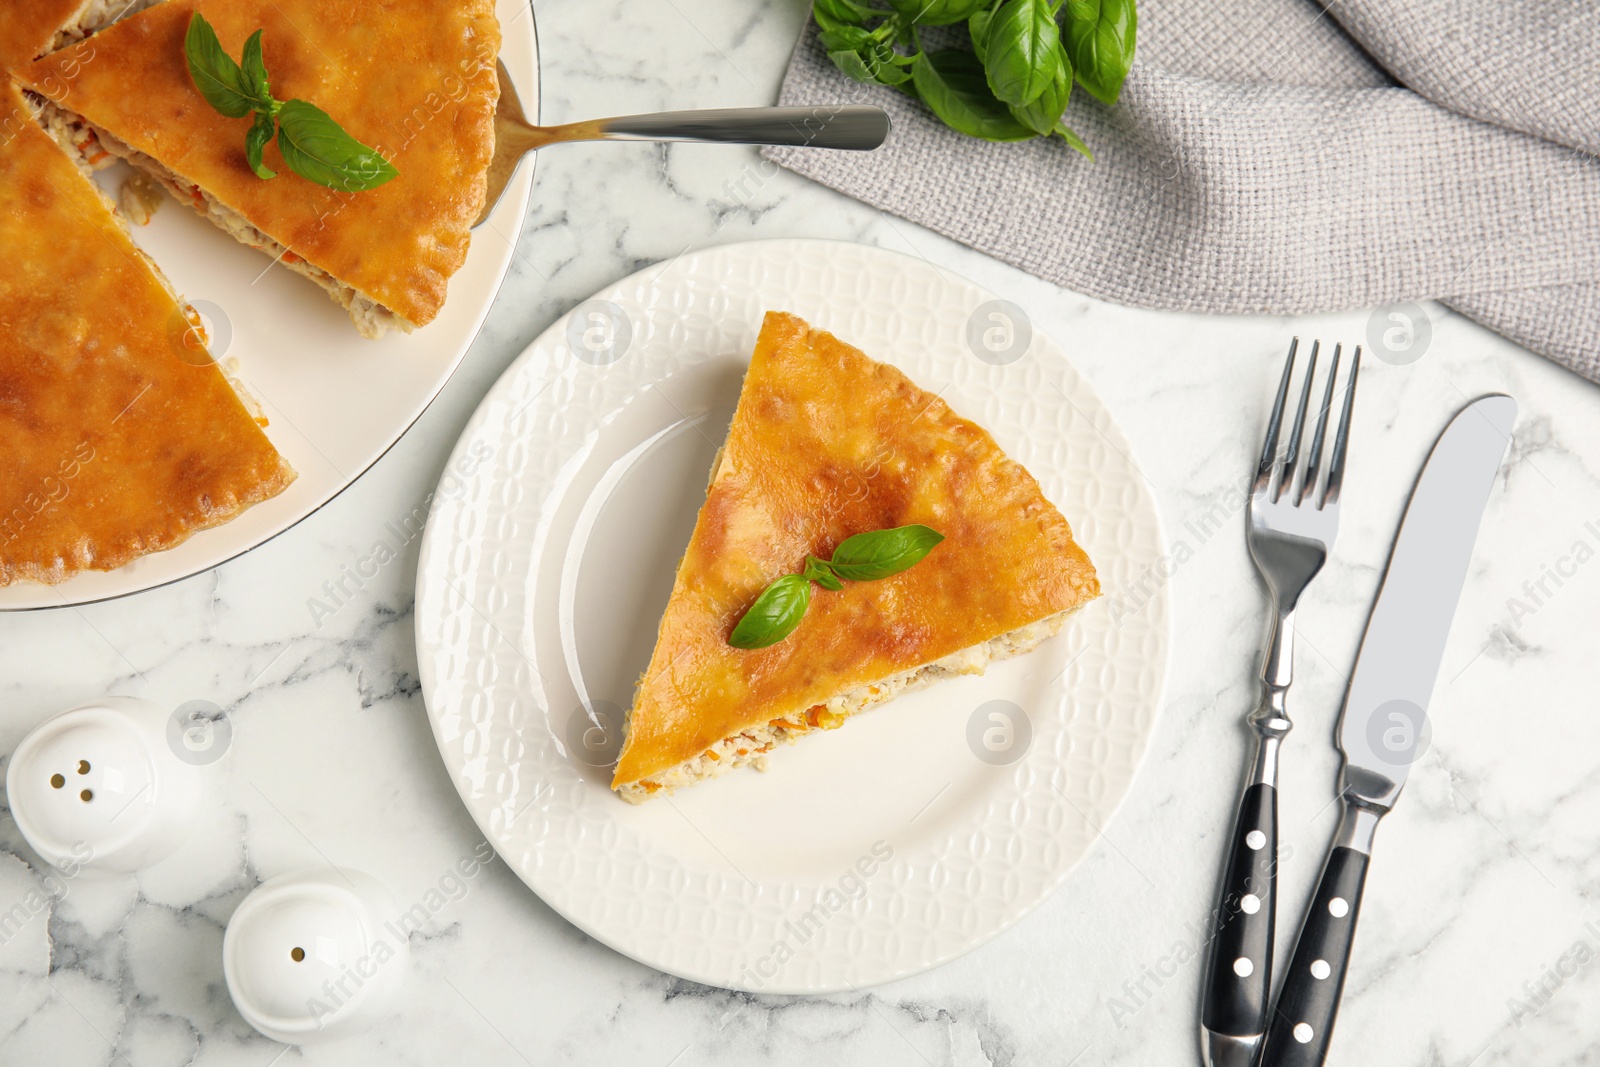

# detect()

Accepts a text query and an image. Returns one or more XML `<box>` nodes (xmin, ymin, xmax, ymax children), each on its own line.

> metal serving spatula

<box><xmin>1259</xmin><ymin>394</ymin><xmax>1517</xmax><ymax>1067</ymax></box>
<box><xmin>475</xmin><ymin>60</ymin><xmax>890</xmax><ymax>227</ymax></box>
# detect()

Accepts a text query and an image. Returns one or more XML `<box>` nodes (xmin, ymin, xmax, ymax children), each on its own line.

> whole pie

<box><xmin>611</xmin><ymin>311</ymin><xmax>1100</xmax><ymax>800</ymax></box>
<box><xmin>16</xmin><ymin>0</ymin><xmax>501</xmax><ymax>338</ymax></box>
<box><xmin>0</xmin><ymin>81</ymin><xmax>295</xmax><ymax>586</ymax></box>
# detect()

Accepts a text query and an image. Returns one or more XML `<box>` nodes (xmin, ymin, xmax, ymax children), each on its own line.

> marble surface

<box><xmin>4</xmin><ymin>1</ymin><xmax>1600</xmax><ymax>1065</ymax></box>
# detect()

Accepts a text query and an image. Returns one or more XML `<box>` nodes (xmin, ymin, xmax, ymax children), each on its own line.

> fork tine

<box><xmin>1323</xmin><ymin>345</ymin><xmax>1361</xmax><ymax>507</ymax></box>
<box><xmin>1299</xmin><ymin>343</ymin><xmax>1341</xmax><ymax>505</ymax></box>
<box><xmin>1279</xmin><ymin>340</ymin><xmax>1319</xmax><ymax>502</ymax></box>
<box><xmin>1255</xmin><ymin>338</ymin><xmax>1298</xmax><ymax>495</ymax></box>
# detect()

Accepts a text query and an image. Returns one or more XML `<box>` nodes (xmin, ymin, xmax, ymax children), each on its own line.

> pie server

<box><xmin>1259</xmin><ymin>393</ymin><xmax>1517</xmax><ymax>1066</ymax></box>
<box><xmin>476</xmin><ymin>60</ymin><xmax>890</xmax><ymax>227</ymax></box>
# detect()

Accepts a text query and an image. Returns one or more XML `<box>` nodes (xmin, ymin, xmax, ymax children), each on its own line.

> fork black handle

<box><xmin>1260</xmin><ymin>843</ymin><xmax>1370</xmax><ymax>1067</ymax></box>
<box><xmin>602</xmin><ymin>105</ymin><xmax>890</xmax><ymax>150</ymax></box>
<box><xmin>1202</xmin><ymin>783</ymin><xmax>1278</xmax><ymax>1049</ymax></box>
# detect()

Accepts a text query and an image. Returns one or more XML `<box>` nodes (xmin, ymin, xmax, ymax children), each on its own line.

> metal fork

<box><xmin>1201</xmin><ymin>339</ymin><xmax>1360</xmax><ymax>1067</ymax></box>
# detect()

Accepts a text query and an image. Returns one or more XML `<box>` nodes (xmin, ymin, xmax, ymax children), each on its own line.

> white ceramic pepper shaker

<box><xmin>6</xmin><ymin>696</ymin><xmax>205</xmax><ymax>874</ymax></box>
<box><xmin>223</xmin><ymin>867</ymin><xmax>410</xmax><ymax>1045</ymax></box>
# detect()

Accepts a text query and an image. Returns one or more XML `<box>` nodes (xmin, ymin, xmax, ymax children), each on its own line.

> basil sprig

<box><xmin>814</xmin><ymin>0</ymin><xmax>1137</xmax><ymax>155</ymax></box>
<box><xmin>728</xmin><ymin>524</ymin><xmax>945</xmax><ymax>649</ymax></box>
<box><xmin>183</xmin><ymin>14</ymin><xmax>398</xmax><ymax>191</ymax></box>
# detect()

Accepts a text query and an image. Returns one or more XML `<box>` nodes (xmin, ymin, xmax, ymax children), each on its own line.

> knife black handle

<box><xmin>1202</xmin><ymin>782</ymin><xmax>1278</xmax><ymax>1039</ymax></box>
<box><xmin>1260</xmin><ymin>844</ymin><xmax>1371</xmax><ymax>1067</ymax></box>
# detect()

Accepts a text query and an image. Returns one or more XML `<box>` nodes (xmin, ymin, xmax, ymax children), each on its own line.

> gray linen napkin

<box><xmin>766</xmin><ymin>0</ymin><xmax>1600</xmax><ymax>381</ymax></box>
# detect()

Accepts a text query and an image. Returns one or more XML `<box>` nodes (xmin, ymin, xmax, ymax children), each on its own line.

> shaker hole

<box><xmin>50</xmin><ymin>774</ymin><xmax>65</xmax><ymax>789</ymax></box>
<box><xmin>291</xmin><ymin>947</ymin><xmax>306</xmax><ymax>962</ymax></box>
<box><xmin>80</xmin><ymin>789</ymin><xmax>93</xmax><ymax>802</ymax></box>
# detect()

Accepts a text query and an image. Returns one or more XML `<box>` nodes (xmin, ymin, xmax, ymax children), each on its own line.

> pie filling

<box><xmin>613</xmin><ymin>609</ymin><xmax>1078</xmax><ymax>803</ymax></box>
<box><xmin>48</xmin><ymin>0</ymin><xmax>162</xmax><ymax>51</ymax></box>
<box><xmin>32</xmin><ymin>98</ymin><xmax>413</xmax><ymax>340</ymax></box>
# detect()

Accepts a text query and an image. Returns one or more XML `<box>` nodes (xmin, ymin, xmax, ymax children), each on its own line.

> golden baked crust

<box><xmin>612</xmin><ymin>311</ymin><xmax>1100</xmax><ymax>789</ymax></box>
<box><xmin>16</xmin><ymin>0</ymin><xmax>500</xmax><ymax>329</ymax></box>
<box><xmin>0</xmin><ymin>81</ymin><xmax>295</xmax><ymax>586</ymax></box>
<box><xmin>0</xmin><ymin>0</ymin><xmax>90</xmax><ymax>69</ymax></box>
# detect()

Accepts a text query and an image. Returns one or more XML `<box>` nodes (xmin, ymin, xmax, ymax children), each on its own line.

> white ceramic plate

<box><xmin>0</xmin><ymin>0</ymin><xmax>539</xmax><ymax>611</ymax></box>
<box><xmin>414</xmin><ymin>239</ymin><xmax>1169</xmax><ymax>993</ymax></box>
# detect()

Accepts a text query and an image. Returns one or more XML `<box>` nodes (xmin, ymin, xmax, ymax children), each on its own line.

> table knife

<box><xmin>1260</xmin><ymin>393</ymin><xmax>1517</xmax><ymax>1066</ymax></box>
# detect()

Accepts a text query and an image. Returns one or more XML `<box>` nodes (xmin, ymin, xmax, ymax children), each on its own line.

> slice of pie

<box><xmin>16</xmin><ymin>0</ymin><xmax>500</xmax><ymax>338</ymax></box>
<box><xmin>0</xmin><ymin>0</ymin><xmax>156</xmax><ymax>69</ymax></box>
<box><xmin>0</xmin><ymin>81</ymin><xmax>294</xmax><ymax>586</ymax></box>
<box><xmin>611</xmin><ymin>311</ymin><xmax>1100</xmax><ymax>801</ymax></box>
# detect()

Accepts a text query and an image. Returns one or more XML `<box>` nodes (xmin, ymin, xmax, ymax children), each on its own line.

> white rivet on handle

<box><xmin>1293</xmin><ymin>1023</ymin><xmax>1314</xmax><ymax>1043</ymax></box>
<box><xmin>1245</xmin><ymin>830</ymin><xmax>1266</xmax><ymax>850</ymax></box>
<box><xmin>1310</xmin><ymin>959</ymin><xmax>1331</xmax><ymax>980</ymax></box>
<box><xmin>1233</xmin><ymin>957</ymin><xmax>1254</xmax><ymax>978</ymax></box>
<box><xmin>1328</xmin><ymin>896</ymin><xmax>1350</xmax><ymax>918</ymax></box>
<box><xmin>1241</xmin><ymin>893</ymin><xmax>1261</xmax><ymax>915</ymax></box>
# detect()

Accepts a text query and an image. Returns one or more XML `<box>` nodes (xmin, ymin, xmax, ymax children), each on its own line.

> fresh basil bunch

<box><xmin>728</xmin><ymin>524</ymin><xmax>945</xmax><ymax>649</ymax></box>
<box><xmin>184</xmin><ymin>14</ymin><xmax>398</xmax><ymax>191</ymax></box>
<box><xmin>814</xmin><ymin>0</ymin><xmax>1136</xmax><ymax>156</ymax></box>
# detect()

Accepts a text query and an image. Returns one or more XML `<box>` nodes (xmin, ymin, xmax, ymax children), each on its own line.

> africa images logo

<box><xmin>734</xmin><ymin>840</ymin><xmax>894</xmax><ymax>989</ymax></box>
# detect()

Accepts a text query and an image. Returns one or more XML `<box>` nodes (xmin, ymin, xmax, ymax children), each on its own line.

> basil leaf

<box><xmin>828</xmin><ymin>48</ymin><xmax>879</xmax><ymax>83</ymax></box>
<box><xmin>275</xmin><ymin>98</ymin><xmax>398</xmax><ymax>191</ymax></box>
<box><xmin>968</xmin><ymin>9</ymin><xmax>994</xmax><ymax>61</ymax></box>
<box><xmin>869</xmin><ymin>43</ymin><xmax>915</xmax><ymax>85</ymax></box>
<box><xmin>912</xmin><ymin>49</ymin><xmax>1036</xmax><ymax>141</ymax></box>
<box><xmin>1060</xmin><ymin>0</ymin><xmax>1135</xmax><ymax>105</ymax></box>
<box><xmin>983</xmin><ymin>0</ymin><xmax>1065</xmax><ymax>107</ymax></box>
<box><xmin>833</xmin><ymin>40</ymin><xmax>913</xmax><ymax>87</ymax></box>
<box><xmin>184</xmin><ymin>13</ymin><xmax>254</xmax><ymax>118</ymax></box>
<box><xmin>1054</xmin><ymin>120</ymin><xmax>1094</xmax><ymax>159</ymax></box>
<box><xmin>1008</xmin><ymin>40</ymin><xmax>1071</xmax><ymax>134</ymax></box>
<box><xmin>887</xmin><ymin>0</ymin><xmax>991</xmax><ymax>26</ymax></box>
<box><xmin>240</xmin><ymin>29</ymin><xmax>272</xmax><ymax>107</ymax></box>
<box><xmin>825</xmin><ymin>48</ymin><xmax>876</xmax><ymax>83</ymax></box>
<box><xmin>245</xmin><ymin>111</ymin><xmax>277</xmax><ymax>179</ymax></box>
<box><xmin>729</xmin><ymin>573</ymin><xmax>812</xmax><ymax>649</ymax></box>
<box><xmin>827</xmin><ymin>524</ymin><xmax>945</xmax><ymax>581</ymax></box>
<box><xmin>814</xmin><ymin>0</ymin><xmax>881</xmax><ymax>25</ymax></box>
<box><xmin>802</xmin><ymin>556</ymin><xmax>844</xmax><ymax>592</ymax></box>
<box><xmin>819</xmin><ymin>24</ymin><xmax>876</xmax><ymax>51</ymax></box>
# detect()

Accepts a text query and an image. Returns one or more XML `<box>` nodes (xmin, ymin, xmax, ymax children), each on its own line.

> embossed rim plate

<box><xmin>0</xmin><ymin>0</ymin><xmax>539</xmax><ymax>610</ymax></box>
<box><xmin>414</xmin><ymin>239</ymin><xmax>1169</xmax><ymax>993</ymax></box>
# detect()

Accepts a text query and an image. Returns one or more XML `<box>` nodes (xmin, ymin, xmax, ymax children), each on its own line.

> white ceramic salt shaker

<box><xmin>6</xmin><ymin>696</ymin><xmax>205</xmax><ymax>874</ymax></box>
<box><xmin>223</xmin><ymin>867</ymin><xmax>410</xmax><ymax>1045</ymax></box>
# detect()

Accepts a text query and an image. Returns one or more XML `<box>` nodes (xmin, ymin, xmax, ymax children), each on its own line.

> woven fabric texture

<box><xmin>767</xmin><ymin>0</ymin><xmax>1600</xmax><ymax>380</ymax></box>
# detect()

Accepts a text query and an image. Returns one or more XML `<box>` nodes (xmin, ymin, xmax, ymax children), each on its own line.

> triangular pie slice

<box><xmin>611</xmin><ymin>311</ymin><xmax>1099</xmax><ymax>800</ymax></box>
<box><xmin>16</xmin><ymin>0</ymin><xmax>500</xmax><ymax>338</ymax></box>
<box><xmin>0</xmin><ymin>0</ymin><xmax>134</xmax><ymax>69</ymax></box>
<box><xmin>0</xmin><ymin>81</ymin><xmax>294</xmax><ymax>586</ymax></box>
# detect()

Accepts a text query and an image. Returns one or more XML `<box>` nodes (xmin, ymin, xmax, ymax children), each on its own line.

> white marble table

<box><xmin>5</xmin><ymin>2</ymin><xmax>1600</xmax><ymax>1065</ymax></box>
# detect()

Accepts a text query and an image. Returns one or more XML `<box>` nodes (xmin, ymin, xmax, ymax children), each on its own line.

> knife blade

<box><xmin>1335</xmin><ymin>394</ymin><xmax>1516</xmax><ymax>809</ymax></box>
<box><xmin>1260</xmin><ymin>393</ymin><xmax>1516</xmax><ymax>1067</ymax></box>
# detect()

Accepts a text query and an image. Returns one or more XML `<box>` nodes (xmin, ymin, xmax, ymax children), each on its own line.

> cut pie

<box><xmin>611</xmin><ymin>311</ymin><xmax>1100</xmax><ymax>801</ymax></box>
<box><xmin>0</xmin><ymin>81</ymin><xmax>294</xmax><ymax>586</ymax></box>
<box><xmin>16</xmin><ymin>0</ymin><xmax>500</xmax><ymax>338</ymax></box>
<box><xmin>0</xmin><ymin>0</ymin><xmax>152</xmax><ymax>69</ymax></box>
